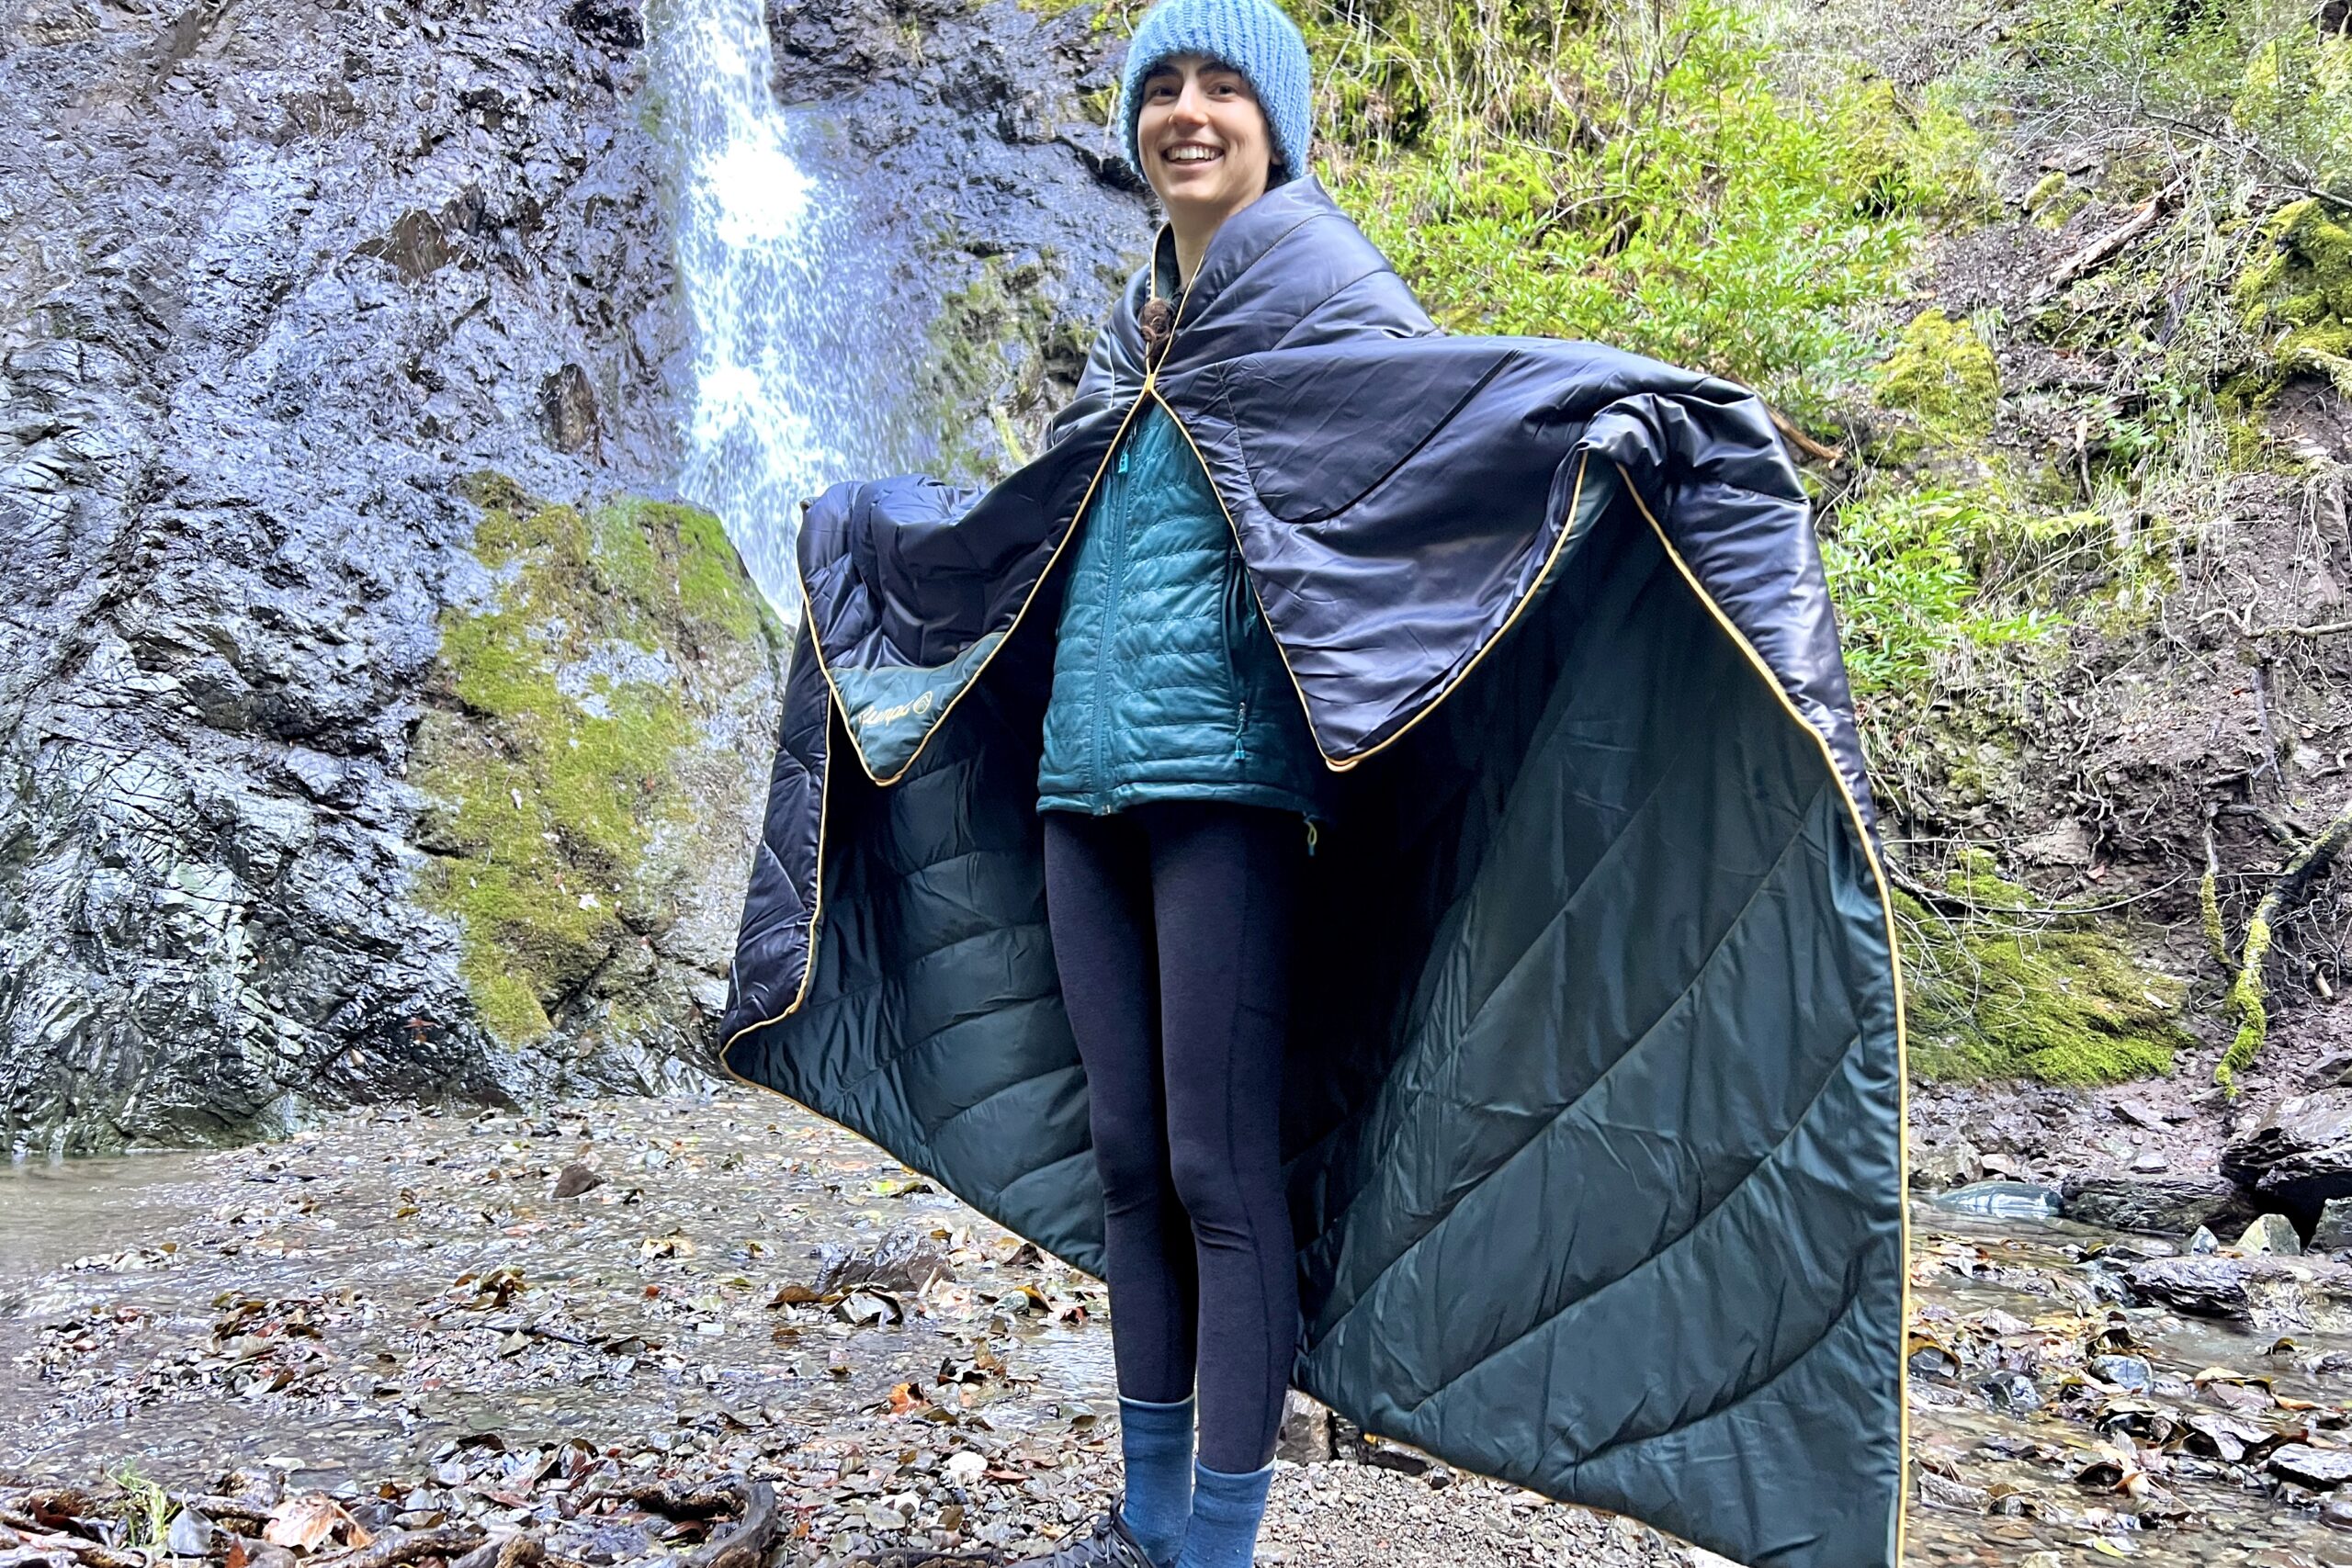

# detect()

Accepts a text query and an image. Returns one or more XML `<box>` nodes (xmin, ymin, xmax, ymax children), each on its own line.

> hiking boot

<box><xmin>1001</xmin><ymin>1507</ymin><xmax>1159</xmax><ymax>1568</ymax></box>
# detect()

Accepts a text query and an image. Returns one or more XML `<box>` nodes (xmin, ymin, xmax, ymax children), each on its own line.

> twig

<box><xmin>1766</xmin><ymin>404</ymin><xmax>1844</xmax><ymax>465</ymax></box>
<box><xmin>2252</xmin><ymin>619</ymin><xmax>2352</xmax><ymax>637</ymax></box>
<box><xmin>2217</xmin><ymin>806</ymin><xmax>2352</xmax><ymax>1092</ymax></box>
<box><xmin>2044</xmin><ymin>180</ymin><xmax>2184</xmax><ymax>293</ymax></box>
<box><xmin>2138</xmin><ymin>111</ymin><xmax>2352</xmax><ymax>214</ymax></box>
<box><xmin>448</xmin><ymin>1533</ymin><xmax>538</xmax><ymax>1568</ymax></box>
<box><xmin>601</xmin><ymin>1483</ymin><xmax>741</xmax><ymax>1520</ymax></box>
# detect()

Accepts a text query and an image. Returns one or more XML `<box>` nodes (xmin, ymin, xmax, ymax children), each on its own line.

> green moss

<box><xmin>1876</xmin><ymin>309</ymin><xmax>2001</xmax><ymax>446</ymax></box>
<box><xmin>2023</xmin><ymin>171</ymin><xmax>2070</xmax><ymax>211</ymax></box>
<box><xmin>2032</xmin><ymin>186</ymin><xmax>2092</xmax><ymax>231</ymax></box>
<box><xmin>414</xmin><ymin>476</ymin><xmax>775</xmax><ymax>1045</ymax></box>
<box><xmin>916</xmin><ymin>251</ymin><xmax>1081</xmax><ymax>485</ymax></box>
<box><xmin>2235</xmin><ymin>198</ymin><xmax>2352</xmax><ymax>392</ymax></box>
<box><xmin>2218</xmin><ymin>913</ymin><xmax>2274</xmax><ymax>1092</ymax></box>
<box><xmin>1899</xmin><ymin>852</ymin><xmax>2192</xmax><ymax>1085</ymax></box>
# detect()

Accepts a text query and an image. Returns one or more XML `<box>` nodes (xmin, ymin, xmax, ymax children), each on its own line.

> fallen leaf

<box><xmin>262</xmin><ymin>1495</ymin><xmax>370</xmax><ymax>1552</ymax></box>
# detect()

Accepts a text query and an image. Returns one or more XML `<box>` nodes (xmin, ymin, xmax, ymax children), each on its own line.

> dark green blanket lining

<box><xmin>723</xmin><ymin>474</ymin><xmax>1904</xmax><ymax>1566</ymax></box>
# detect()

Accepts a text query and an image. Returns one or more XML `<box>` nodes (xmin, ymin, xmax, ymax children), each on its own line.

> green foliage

<box><xmin>1897</xmin><ymin>853</ymin><xmax>2193</xmax><ymax>1085</ymax></box>
<box><xmin>1818</xmin><ymin>481</ymin><xmax>2055</xmax><ymax>700</ymax></box>
<box><xmin>108</xmin><ymin>1465</ymin><xmax>174</xmax><ymax>1550</ymax></box>
<box><xmin>1989</xmin><ymin>0</ymin><xmax>2351</xmax><ymax>190</ymax></box>
<box><xmin>1972</xmin><ymin>0</ymin><xmax>2352</xmax><ymax>405</ymax></box>
<box><xmin>414</xmin><ymin>477</ymin><xmax>778</xmax><ymax>1044</ymax></box>
<box><xmin>1304</xmin><ymin>0</ymin><xmax>1974</xmax><ymax>420</ymax></box>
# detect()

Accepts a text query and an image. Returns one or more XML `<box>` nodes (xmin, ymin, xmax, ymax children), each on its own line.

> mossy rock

<box><xmin>1900</xmin><ymin>850</ymin><xmax>2193</xmax><ymax>1086</ymax></box>
<box><xmin>916</xmin><ymin>249</ymin><xmax>1096</xmax><ymax>484</ymax></box>
<box><xmin>1875</xmin><ymin>308</ymin><xmax>2001</xmax><ymax>447</ymax></box>
<box><xmin>411</xmin><ymin>476</ymin><xmax>787</xmax><ymax>1050</ymax></box>
<box><xmin>2235</xmin><ymin>198</ymin><xmax>2352</xmax><ymax>393</ymax></box>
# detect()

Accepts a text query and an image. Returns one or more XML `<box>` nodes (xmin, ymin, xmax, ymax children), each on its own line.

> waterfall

<box><xmin>646</xmin><ymin>0</ymin><xmax>924</xmax><ymax>615</ymax></box>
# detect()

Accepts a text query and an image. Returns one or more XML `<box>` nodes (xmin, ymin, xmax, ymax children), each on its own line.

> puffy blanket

<box><xmin>719</xmin><ymin>174</ymin><xmax>1910</xmax><ymax>1568</ymax></box>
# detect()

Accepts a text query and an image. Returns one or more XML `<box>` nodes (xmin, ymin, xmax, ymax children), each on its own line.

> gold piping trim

<box><xmin>1153</xmin><ymin>389</ymin><xmax>1595</xmax><ymax>773</ymax></box>
<box><xmin>718</xmin><ymin>656</ymin><xmax>831</xmax><ymax>1055</ymax></box>
<box><xmin>1616</xmin><ymin>463</ymin><xmax>1913</xmax><ymax>1566</ymax></box>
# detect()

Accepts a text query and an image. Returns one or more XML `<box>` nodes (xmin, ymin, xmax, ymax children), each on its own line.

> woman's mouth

<box><xmin>1162</xmin><ymin>145</ymin><xmax>1223</xmax><ymax>167</ymax></box>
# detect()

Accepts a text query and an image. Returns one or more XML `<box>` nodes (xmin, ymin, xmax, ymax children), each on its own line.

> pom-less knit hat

<box><xmin>1118</xmin><ymin>0</ymin><xmax>1313</xmax><ymax>191</ymax></box>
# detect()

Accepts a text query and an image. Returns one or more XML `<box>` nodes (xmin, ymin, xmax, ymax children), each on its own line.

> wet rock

<box><xmin>1916</xmin><ymin>1472</ymin><xmax>1990</xmax><ymax>1512</ymax></box>
<box><xmin>2326</xmin><ymin>1496</ymin><xmax>2352</xmax><ymax>1531</ymax></box>
<box><xmin>814</xmin><ymin>1231</ymin><xmax>956</xmax><ymax>1296</ymax></box>
<box><xmin>1932</xmin><ymin>1179</ymin><xmax>2064</xmax><ymax>1219</ymax></box>
<box><xmin>2239</xmin><ymin>1213</ymin><xmax>2305</xmax><ymax>1256</ymax></box>
<box><xmin>2269</xmin><ymin>1444</ymin><xmax>2352</xmax><ymax>1489</ymax></box>
<box><xmin>2190</xmin><ymin>1225</ymin><xmax>2221</xmax><ymax>1254</ymax></box>
<box><xmin>1974</xmin><ymin>1370</ymin><xmax>2042</xmax><ymax>1413</ymax></box>
<box><xmin>2061</xmin><ymin>1174</ymin><xmax>2257</xmax><ymax>1236</ymax></box>
<box><xmin>2222</xmin><ymin>1090</ymin><xmax>2352</xmax><ymax>1215</ymax></box>
<box><xmin>2124</xmin><ymin>1253</ymin><xmax>2352</xmax><ymax>1327</ymax></box>
<box><xmin>761</xmin><ymin>0</ymin><xmax>1145</xmax><ymax>482</ymax></box>
<box><xmin>1908</xmin><ymin>1135</ymin><xmax>1983</xmax><ymax>1190</ymax></box>
<box><xmin>2087</xmin><ymin>1354</ymin><xmax>2154</xmax><ymax>1391</ymax></box>
<box><xmin>1359</xmin><ymin>1437</ymin><xmax>1433</xmax><ymax>1477</ymax></box>
<box><xmin>1275</xmin><ymin>1392</ymin><xmax>1332</xmax><ymax>1463</ymax></box>
<box><xmin>564</xmin><ymin>0</ymin><xmax>644</xmax><ymax>51</ymax></box>
<box><xmin>167</xmin><ymin>1507</ymin><xmax>215</xmax><ymax>1556</ymax></box>
<box><xmin>2315</xmin><ymin>1198</ymin><xmax>2352</xmax><ymax>1252</ymax></box>
<box><xmin>2124</xmin><ymin>1257</ymin><xmax>2268</xmax><ymax>1318</ymax></box>
<box><xmin>551</xmin><ymin>1163</ymin><xmax>605</xmax><ymax>1199</ymax></box>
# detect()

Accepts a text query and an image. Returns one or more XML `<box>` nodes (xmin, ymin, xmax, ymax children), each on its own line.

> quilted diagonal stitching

<box><xmin>1308</xmin><ymin>794</ymin><xmax>1832</xmax><ymax>1344</ymax></box>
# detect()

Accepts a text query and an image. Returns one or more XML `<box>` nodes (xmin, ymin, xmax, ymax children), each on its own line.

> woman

<box><xmin>1017</xmin><ymin>3</ymin><xmax>1328</xmax><ymax>1566</ymax></box>
<box><xmin>719</xmin><ymin>0</ymin><xmax>1909</xmax><ymax>1562</ymax></box>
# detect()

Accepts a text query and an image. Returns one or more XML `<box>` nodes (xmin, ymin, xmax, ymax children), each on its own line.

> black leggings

<box><xmin>1042</xmin><ymin>801</ymin><xmax>1301</xmax><ymax>1474</ymax></box>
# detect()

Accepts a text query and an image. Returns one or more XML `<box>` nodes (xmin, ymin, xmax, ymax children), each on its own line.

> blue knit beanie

<box><xmin>1117</xmin><ymin>0</ymin><xmax>1313</xmax><ymax>191</ymax></box>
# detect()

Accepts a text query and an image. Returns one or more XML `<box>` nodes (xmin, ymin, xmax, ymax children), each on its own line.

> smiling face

<box><xmin>1136</xmin><ymin>52</ymin><xmax>1281</xmax><ymax>224</ymax></box>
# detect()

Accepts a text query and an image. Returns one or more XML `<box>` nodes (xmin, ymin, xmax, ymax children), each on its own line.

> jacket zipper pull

<box><xmin>1118</xmin><ymin>446</ymin><xmax>1128</xmax><ymax>474</ymax></box>
<box><xmin>1306</xmin><ymin>818</ymin><xmax>1318</xmax><ymax>856</ymax></box>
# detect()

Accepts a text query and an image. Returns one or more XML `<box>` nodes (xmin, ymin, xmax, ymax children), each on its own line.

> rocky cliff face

<box><xmin>0</xmin><ymin>0</ymin><xmax>745</xmax><ymax>1153</ymax></box>
<box><xmin>0</xmin><ymin>0</ymin><xmax>1148</xmax><ymax>1152</ymax></box>
<box><xmin>766</xmin><ymin>0</ymin><xmax>1150</xmax><ymax>479</ymax></box>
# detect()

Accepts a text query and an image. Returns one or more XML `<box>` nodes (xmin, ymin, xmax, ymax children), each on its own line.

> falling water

<box><xmin>646</xmin><ymin>0</ymin><xmax>927</xmax><ymax>613</ymax></box>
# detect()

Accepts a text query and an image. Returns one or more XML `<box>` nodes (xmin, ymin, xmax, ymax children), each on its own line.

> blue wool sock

<box><xmin>1115</xmin><ymin>1394</ymin><xmax>1195</xmax><ymax>1568</ymax></box>
<box><xmin>1173</xmin><ymin>1459</ymin><xmax>1273</xmax><ymax>1568</ymax></box>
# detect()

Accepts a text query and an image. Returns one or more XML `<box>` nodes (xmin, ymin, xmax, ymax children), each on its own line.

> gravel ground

<box><xmin>0</xmin><ymin>1091</ymin><xmax>1703</xmax><ymax>1568</ymax></box>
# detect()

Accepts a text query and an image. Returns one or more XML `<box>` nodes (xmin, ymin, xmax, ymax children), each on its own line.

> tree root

<box><xmin>314</xmin><ymin>1527</ymin><xmax>487</xmax><ymax>1568</ymax></box>
<box><xmin>683</xmin><ymin>1482</ymin><xmax>775</xmax><ymax>1568</ymax></box>
<box><xmin>1766</xmin><ymin>404</ymin><xmax>1845</xmax><ymax>465</ymax></box>
<box><xmin>2202</xmin><ymin>805</ymin><xmax>2233</xmax><ymax>969</ymax></box>
<box><xmin>587</xmin><ymin>1477</ymin><xmax>775</xmax><ymax>1568</ymax></box>
<box><xmin>2217</xmin><ymin>805</ymin><xmax>2352</xmax><ymax>1092</ymax></box>
<box><xmin>447</xmin><ymin>1533</ymin><xmax>539</xmax><ymax>1568</ymax></box>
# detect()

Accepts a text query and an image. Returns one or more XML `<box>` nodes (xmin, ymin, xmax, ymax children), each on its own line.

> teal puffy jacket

<box><xmin>1036</xmin><ymin>394</ymin><xmax>1332</xmax><ymax>824</ymax></box>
